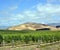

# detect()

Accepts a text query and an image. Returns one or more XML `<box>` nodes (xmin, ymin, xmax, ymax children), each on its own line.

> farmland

<box><xmin>0</xmin><ymin>30</ymin><xmax>60</xmax><ymax>44</ymax></box>
<box><xmin>0</xmin><ymin>30</ymin><xmax>60</xmax><ymax>50</ymax></box>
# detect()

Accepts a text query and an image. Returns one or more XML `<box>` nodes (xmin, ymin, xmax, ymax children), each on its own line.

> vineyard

<box><xmin>0</xmin><ymin>30</ymin><xmax>60</xmax><ymax>46</ymax></box>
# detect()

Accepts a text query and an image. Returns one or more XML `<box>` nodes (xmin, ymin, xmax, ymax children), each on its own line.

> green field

<box><xmin>0</xmin><ymin>30</ymin><xmax>60</xmax><ymax>45</ymax></box>
<box><xmin>0</xmin><ymin>30</ymin><xmax>60</xmax><ymax>50</ymax></box>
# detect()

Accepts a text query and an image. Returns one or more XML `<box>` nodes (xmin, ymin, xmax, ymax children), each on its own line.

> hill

<box><xmin>8</xmin><ymin>22</ymin><xmax>60</xmax><ymax>31</ymax></box>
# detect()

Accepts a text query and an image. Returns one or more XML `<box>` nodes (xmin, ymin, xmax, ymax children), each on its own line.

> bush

<box><xmin>0</xmin><ymin>35</ymin><xmax>3</xmax><ymax>46</ymax></box>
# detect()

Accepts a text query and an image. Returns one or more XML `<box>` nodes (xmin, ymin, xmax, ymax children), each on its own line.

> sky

<box><xmin>0</xmin><ymin>0</ymin><xmax>60</xmax><ymax>26</ymax></box>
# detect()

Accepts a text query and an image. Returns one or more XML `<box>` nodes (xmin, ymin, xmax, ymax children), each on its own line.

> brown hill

<box><xmin>8</xmin><ymin>22</ymin><xmax>60</xmax><ymax>31</ymax></box>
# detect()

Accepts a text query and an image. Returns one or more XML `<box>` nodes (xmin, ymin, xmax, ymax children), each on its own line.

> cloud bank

<box><xmin>0</xmin><ymin>0</ymin><xmax>60</xmax><ymax>26</ymax></box>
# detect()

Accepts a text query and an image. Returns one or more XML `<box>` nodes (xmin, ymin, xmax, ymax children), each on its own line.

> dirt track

<box><xmin>0</xmin><ymin>43</ymin><xmax>60</xmax><ymax>50</ymax></box>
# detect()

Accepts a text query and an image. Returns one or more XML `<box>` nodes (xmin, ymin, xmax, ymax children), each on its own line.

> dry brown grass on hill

<box><xmin>8</xmin><ymin>22</ymin><xmax>60</xmax><ymax>31</ymax></box>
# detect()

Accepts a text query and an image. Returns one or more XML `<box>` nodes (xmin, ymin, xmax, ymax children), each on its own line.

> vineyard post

<box><xmin>53</xmin><ymin>36</ymin><xmax>54</xmax><ymax>43</ymax></box>
<box><xmin>2</xmin><ymin>38</ymin><xmax>5</xmax><ymax>47</ymax></box>
<box><xmin>12</xmin><ymin>39</ymin><xmax>15</xmax><ymax>48</ymax></box>
<box><xmin>41</xmin><ymin>35</ymin><xmax>43</xmax><ymax>44</ymax></box>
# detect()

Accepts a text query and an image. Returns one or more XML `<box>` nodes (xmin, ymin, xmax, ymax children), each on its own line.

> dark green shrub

<box><xmin>0</xmin><ymin>35</ymin><xmax>3</xmax><ymax>46</ymax></box>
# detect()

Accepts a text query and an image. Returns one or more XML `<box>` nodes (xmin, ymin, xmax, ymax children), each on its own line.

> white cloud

<box><xmin>9</xmin><ymin>6</ymin><xmax>18</xmax><ymax>10</ymax></box>
<box><xmin>47</xmin><ymin>0</ymin><xmax>60</xmax><ymax>3</ymax></box>
<box><xmin>24</xmin><ymin>11</ymin><xmax>36</xmax><ymax>17</ymax></box>
<box><xmin>11</xmin><ymin>14</ymin><xmax>25</xmax><ymax>20</ymax></box>
<box><xmin>21</xmin><ymin>3</ymin><xmax>60</xmax><ymax>23</ymax></box>
<box><xmin>0</xmin><ymin>2</ymin><xmax>60</xmax><ymax>26</ymax></box>
<box><xmin>37</xmin><ymin>4</ymin><xmax>60</xmax><ymax>13</ymax></box>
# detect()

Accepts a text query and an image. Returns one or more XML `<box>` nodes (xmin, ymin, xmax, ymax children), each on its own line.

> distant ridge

<box><xmin>8</xmin><ymin>22</ymin><xmax>60</xmax><ymax>31</ymax></box>
<box><xmin>47</xmin><ymin>23</ymin><xmax>60</xmax><ymax>26</ymax></box>
<box><xmin>0</xmin><ymin>26</ymin><xmax>8</xmax><ymax>29</ymax></box>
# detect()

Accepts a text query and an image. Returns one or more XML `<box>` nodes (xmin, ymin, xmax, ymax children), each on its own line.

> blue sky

<box><xmin>0</xmin><ymin>0</ymin><xmax>60</xmax><ymax>26</ymax></box>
